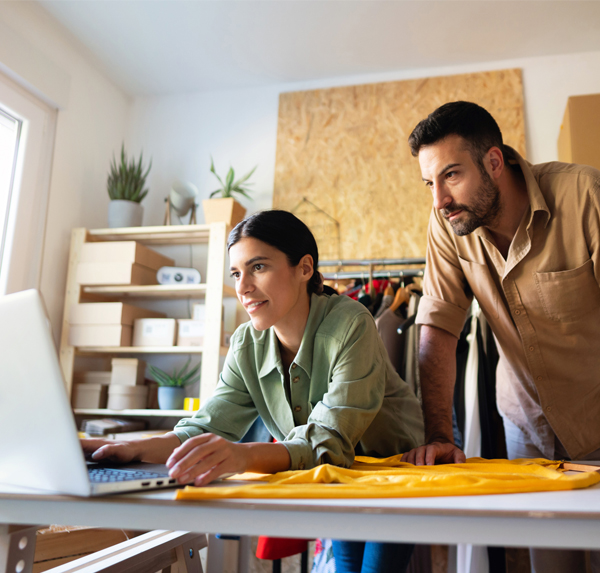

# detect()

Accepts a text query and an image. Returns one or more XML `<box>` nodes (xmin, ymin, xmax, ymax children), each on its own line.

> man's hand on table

<box><xmin>403</xmin><ymin>441</ymin><xmax>466</xmax><ymax>465</ymax></box>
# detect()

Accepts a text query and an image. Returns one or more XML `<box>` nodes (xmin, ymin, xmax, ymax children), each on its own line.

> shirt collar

<box><xmin>257</xmin><ymin>292</ymin><xmax>328</xmax><ymax>378</ymax></box>
<box><xmin>506</xmin><ymin>146</ymin><xmax>551</xmax><ymax>229</ymax></box>
<box><xmin>472</xmin><ymin>146</ymin><xmax>550</xmax><ymax>241</ymax></box>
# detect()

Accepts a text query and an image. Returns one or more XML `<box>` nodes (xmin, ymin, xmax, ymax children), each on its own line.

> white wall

<box><xmin>130</xmin><ymin>49</ymin><xmax>600</xmax><ymax>230</ymax></box>
<box><xmin>0</xmin><ymin>2</ymin><xmax>131</xmax><ymax>339</ymax></box>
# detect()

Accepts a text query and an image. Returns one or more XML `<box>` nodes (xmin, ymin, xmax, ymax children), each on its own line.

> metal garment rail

<box><xmin>319</xmin><ymin>258</ymin><xmax>425</xmax><ymax>282</ymax></box>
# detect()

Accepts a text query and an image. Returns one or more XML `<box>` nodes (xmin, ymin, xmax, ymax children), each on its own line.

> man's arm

<box><xmin>402</xmin><ymin>324</ymin><xmax>466</xmax><ymax>465</ymax></box>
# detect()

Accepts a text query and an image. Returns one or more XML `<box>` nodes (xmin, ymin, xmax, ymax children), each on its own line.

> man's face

<box><xmin>418</xmin><ymin>135</ymin><xmax>502</xmax><ymax>236</ymax></box>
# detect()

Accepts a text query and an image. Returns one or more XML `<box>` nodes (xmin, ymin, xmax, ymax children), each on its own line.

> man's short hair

<box><xmin>408</xmin><ymin>101</ymin><xmax>504</xmax><ymax>164</ymax></box>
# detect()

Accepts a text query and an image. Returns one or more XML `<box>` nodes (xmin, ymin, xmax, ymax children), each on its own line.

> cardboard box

<box><xmin>75</xmin><ymin>262</ymin><xmax>158</xmax><ymax>286</ymax></box>
<box><xmin>73</xmin><ymin>371</ymin><xmax>111</xmax><ymax>385</ymax></box>
<box><xmin>191</xmin><ymin>303</ymin><xmax>206</xmax><ymax>321</ymax></box>
<box><xmin>222</xmin><ymin>331</ymin><xmax>233</xmax><ymax>347</ymax></box>
<box><xmin>132</xmin><ymin>318</ymin><xmax>177</xmax><ymax>346</ymax></box>
<box><xmin>80</xmin><ymin>241</ymin><xmax>174</xmax><ymax>271</ymax></box>
<box><xmin>71</xmin><ymin>383</ymin><xmax>108</xmax><ymax>409</ymax></box>
<box><xmin>69</xmin><ymin>324</ymin><xmax>132</xmax><ymax>347</ymax></box>
<box><xmin>107</xmin><ymin>385</ymin><xmax>148</xmax><ymax>409</ymax></box>
<box><xmin>111</xmin><ymin>358</ymin><xmax>146</xmax><ymax>386</ymax></box>
<box><xmin>558</xmin><ymin>93</ymin><xmax>600</xmax><ymax>171</ymax></box>
<box><xmin>177</xmin><ymin>319</ymin><xmax>205</xmax><ymax>346</ymax></box>
<box><xmin>70</xmin><ymin>302</ymin><xmax>166</xmax><ymax>325</ymax></box>
<box><xmin>34</xmin><ymin>527</ymin><xmax>141</xmax><ymax>573</ymax></box>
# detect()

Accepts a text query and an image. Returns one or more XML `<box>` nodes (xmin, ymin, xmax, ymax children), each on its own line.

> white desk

<box><xmin>2</xmin><ymin>480</ymin><xmax>600</xmax><ymax>550</ymax></box>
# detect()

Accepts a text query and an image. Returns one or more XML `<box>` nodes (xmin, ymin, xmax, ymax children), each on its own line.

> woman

<box><xmin>83</xmin><ymin>210</ymin><xmax>424</xmax><ymax>573</ymax></box>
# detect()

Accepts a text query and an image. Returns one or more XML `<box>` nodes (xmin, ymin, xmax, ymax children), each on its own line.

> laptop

<box><xmin>0</xmin><ymin>289</ymin><xmax>182</xmax><ymax>496</ymax></box>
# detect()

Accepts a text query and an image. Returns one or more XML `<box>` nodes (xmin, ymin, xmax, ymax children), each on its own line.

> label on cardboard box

<box><xmin>132</xmin><ymin>318</ymin><xmax>176</xmax><ymax>347</ymax></box>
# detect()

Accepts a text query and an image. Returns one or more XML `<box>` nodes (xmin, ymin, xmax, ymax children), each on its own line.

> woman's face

<box><xmin>229</xmin><ymin>237</ymin><xmax>312</xmax><ymax>332</ymax></box>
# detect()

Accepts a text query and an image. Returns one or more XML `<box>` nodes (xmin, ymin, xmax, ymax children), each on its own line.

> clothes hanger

<box><xmin>380</xmin><ymin>271</ymin><xmax>393</xmax><ymax>296</ymax></box>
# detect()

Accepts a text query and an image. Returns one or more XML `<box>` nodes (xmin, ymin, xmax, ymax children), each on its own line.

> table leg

<box><xmin>0</xmin><ymin>525</ymin><xmax>39</xmax><ymax>573</ymax></box>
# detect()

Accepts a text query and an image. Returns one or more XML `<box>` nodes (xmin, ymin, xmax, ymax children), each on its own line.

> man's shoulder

<box><xmin>532</xmin><ymin>160</ymin><xmax>600</xmax><ymax>195</ymax></box>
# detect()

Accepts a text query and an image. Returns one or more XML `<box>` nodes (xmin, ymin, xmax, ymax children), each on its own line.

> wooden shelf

<box><xmin>74</xmin><ymin>408</ymin><xmax>191</xmax><ymax>417</ymax></box>
<box><xmin>60</xmin><ymin>223</ymin><xmax>229</xmax><ymax>404</ymax></box>
<box><xmin>82</xmin><ymin>283</ymin><xmax>237</xmax><ymax>299</ymax></box>
<box><xmin>76</xmin><ymin>346</ymin><xmax>229</xmax><ymax>356</ymax></box>
<box><xmin>87</xmin><ymin>225</ymin><xmax>212</xmax><ymax>245</ymax></box>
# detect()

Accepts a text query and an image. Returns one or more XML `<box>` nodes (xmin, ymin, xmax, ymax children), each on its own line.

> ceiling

<box><xmin>38</xmin><ymin>0</ymin><xmax>600</xmax><ymax>97</ymax></box>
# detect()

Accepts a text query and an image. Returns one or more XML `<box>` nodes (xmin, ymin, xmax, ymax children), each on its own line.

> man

<box><xmin>403</xmin><ymin>101</ymin><xmax>600</xmax><ymax>572</ymax></box>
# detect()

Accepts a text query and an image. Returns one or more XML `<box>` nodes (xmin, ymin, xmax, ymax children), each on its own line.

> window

<box><xmin>0</xmin><ymin>107</ymin><xmax>22</xmax><ymax>276</ymax></box>
<box><xmin>0</xmin><ymin>72</ymin><xmax>56</xmax><ymax>295</ymax></box>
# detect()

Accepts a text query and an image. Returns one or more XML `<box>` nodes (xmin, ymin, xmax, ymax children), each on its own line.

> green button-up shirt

<box><xmin>173</xmin><ymin>293</ymin><xmax>424</xmax><ymax>470</ymax></box>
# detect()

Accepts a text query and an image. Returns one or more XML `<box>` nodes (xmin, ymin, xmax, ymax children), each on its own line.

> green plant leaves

<box><xmin>107</xmin><ymin>143</ymin><xmax>151</xmax><ymax>203</ymax></box>
<box><xmin>148</xmin><ymin>358</ymin><xmax>200</xmax><ymax>387</ymax></box>
<box><xmin>209</xmin><ymin>157</ymin><xmax>257</xmax><ymax>200</ymax></box>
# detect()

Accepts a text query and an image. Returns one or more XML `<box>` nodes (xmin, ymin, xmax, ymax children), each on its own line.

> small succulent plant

<box><xmin>107</xmin><ymin>144</ymin><xmax>151</xmax><ymax>203</ymax></box>
<box><xmin>209</xmin><ymin>156</ymin><xmax>256</xmax><ymax>200</ymax></box>
<box><xmin>148</xmin><ymin>359</ymin><xmax>200</xmax><ymax>388</ymax></box>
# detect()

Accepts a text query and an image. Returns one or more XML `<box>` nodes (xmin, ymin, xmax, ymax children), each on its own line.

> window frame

<box><xmin>0</xmin><ymin>72</ymin><xmax>57</xmax><ymax>295</ymax></box>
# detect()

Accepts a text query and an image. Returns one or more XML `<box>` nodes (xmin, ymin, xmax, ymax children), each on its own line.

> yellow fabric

<box><xmin>175</xmin><ymin>455</ymin><xmax>600</xmax><ymax>501</ymax></box>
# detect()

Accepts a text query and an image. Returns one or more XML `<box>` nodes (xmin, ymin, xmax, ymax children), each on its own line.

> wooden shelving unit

<box><xmin>59</xmin><ymin>222</ymin><xmax>232</xmax><ymax>418</ymax></box>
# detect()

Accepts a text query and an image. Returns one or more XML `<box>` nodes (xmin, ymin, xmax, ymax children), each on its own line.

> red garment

<box><xmin>255</xmin><ymin>536</ymin><xmax>309</xmax><ymax>560</ymax></box>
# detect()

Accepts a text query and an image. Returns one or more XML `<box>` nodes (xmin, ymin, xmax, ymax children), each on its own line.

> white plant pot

<box><xmin>108</xmin><ymin>200</ymin><xmax>143</xmax><ymax>228</ymax></box>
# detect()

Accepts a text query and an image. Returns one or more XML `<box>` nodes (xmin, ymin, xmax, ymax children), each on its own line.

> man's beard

<box><xmin>441</xmin><ymin>170</ymin><xmax>502</xmax><ymax>236</ymax></box>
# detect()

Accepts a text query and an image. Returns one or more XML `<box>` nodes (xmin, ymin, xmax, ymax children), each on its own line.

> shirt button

<box><xmin>537</xmin><ymin>376</ymin><xmax>543</xmax><ymax>381</ymax></box>
<box><xmin>546</xmin><ymin>406</ymin><xmax>552</xmax><ymax>413</ymax></box>
<box><xmin>514</xmin><ymin>310</ymin><xmax>521</xmax><ymax>315</ymax></box>
<box><xmin>291</xmin><ymin>364</ymin><xmax>297</xmax><ymax>369</ymax></box>
<box><xmin>293</xmin><ymin>376</ymin><xmax>300</xmax><ymax>383</ymax></box>
<box><xmin>529</xmin><ymin>346</ymin><xmax>534</xmax><ymax>352</ymax></box>
<box><xmin>298</xmin><ymin>462</ymin><xmax>305</xmax><ymax>470</ymax></box>
<box><xmin>294</xmin><ymin>406</ymin><xmax>302</xmax><ymax>412</ymax></box>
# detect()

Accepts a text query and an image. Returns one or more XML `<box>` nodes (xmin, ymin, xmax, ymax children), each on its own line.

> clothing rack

<box><xmin>318</xmin><ymin>257</ymin><xmax>425</xmax><ymax>282</ymax></box>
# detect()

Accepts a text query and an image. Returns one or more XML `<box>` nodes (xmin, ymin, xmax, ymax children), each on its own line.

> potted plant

<box><xmin>202</xmin><ymin>157</ymin><xmax>256</xmax><ymax>228</ymax></box>
<box><xmin>147</xmin><ymin>359</ymin><xmax>200</xmax><ymax>410</ymax></box>
<box><xmin>107</xmin><ymin>144</ymin><xmax>152</xmax><ymax>228</ymax></box>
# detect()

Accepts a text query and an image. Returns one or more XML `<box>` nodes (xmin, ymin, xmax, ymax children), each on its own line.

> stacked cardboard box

<box><xmin>69</xmin><ymin>302</ymin><xmax>166</xmax><ymax>347</ymax></box>
<box><xmin>107</xmin><ymin>358</ymin><xmax>148</xmax><ymax>409</ymax></box>
<box><xmin>76</xmin><ymin>241</ymin><xmax>175</xmax><ymax>285</ymax></box>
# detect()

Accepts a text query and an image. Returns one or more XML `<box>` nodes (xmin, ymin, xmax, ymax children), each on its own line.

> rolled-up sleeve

<box><xmin>282</xmin><ymin>312</ymin><xmax>386</xmax><ymax>470</ymax></box>
<box><xmin>172</xmin><ymin>341</ymin><xmax>258</xmax><ymax>444</ymax></box>
<box><xmin>416</xmin><ymin>208</ymin><xmax>472</xmax><ymax>338</ymax></box>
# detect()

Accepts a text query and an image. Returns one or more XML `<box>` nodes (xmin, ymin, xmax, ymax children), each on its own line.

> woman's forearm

<box><xmin>238</xmin><ymin>442</ymin><xmax>291</xmax><ymax>474</ymax></box>
<box><xmin>135</xmin><ymin>433</ymin><xmax>183</xmax><ymax>463</ymax></box>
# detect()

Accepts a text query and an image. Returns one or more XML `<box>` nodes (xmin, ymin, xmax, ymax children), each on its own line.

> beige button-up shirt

<box><xmin>416</xmin><ymin>147</ymin><xmax>600</xmax><ymax>460</ymax></box>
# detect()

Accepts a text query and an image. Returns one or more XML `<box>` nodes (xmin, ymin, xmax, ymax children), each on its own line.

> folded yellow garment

<box><xmin>175</xmin><ymin>455</ymin><xmax>600</xmax><ymax>500</ymax></box>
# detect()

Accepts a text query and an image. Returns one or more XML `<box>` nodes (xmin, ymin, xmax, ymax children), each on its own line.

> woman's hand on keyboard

<box><xmin>81</xmin><ymin>438</ymin><xmax>139</xmax><ymax>463</ymax></box>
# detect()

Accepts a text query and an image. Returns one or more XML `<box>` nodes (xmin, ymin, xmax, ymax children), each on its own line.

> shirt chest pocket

<box><xmin>534</xmin><ymin>259</ymin><xmax>600</xmax><ymax>322</ymax></box>
<box><xmin>458</xmin><ymin>256</ymin><xmax>499</xmax><ymax>318</ymax></box>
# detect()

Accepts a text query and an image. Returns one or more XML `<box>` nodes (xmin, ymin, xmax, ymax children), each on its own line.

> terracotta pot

<box><xmin>202</xmin><ymin>198</ymin><xmax>246</xmax><ymax>229</ymax></box>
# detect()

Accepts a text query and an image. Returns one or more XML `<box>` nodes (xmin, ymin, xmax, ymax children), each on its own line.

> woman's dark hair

<box><xmin>408</xmin><ymin>101</ymin><xmax>505</xmax><ymax>167</ymax></box>
<box><xmin>227</xmin><ymin>210</ymin><xmax>324</xmax><ymax>295</ymax></box>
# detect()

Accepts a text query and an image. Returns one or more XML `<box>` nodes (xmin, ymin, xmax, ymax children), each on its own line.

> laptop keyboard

<box><xmin>88</xmin><ymin>467</ymin><xmax>168</xmax><ymax>483</ymax></box>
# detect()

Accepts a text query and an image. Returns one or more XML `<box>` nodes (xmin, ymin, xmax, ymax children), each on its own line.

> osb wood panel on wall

<box><xmin>273</xmin><ymin>69</ymin><xmax>526</xmax><ymax>266</ymax></box>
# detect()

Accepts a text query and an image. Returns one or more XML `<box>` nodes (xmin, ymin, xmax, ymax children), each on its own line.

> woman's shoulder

<box><xmin>313</xmin><ymin>293</ymin><xmax>374</xmax><ymax>338</ymax></box>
